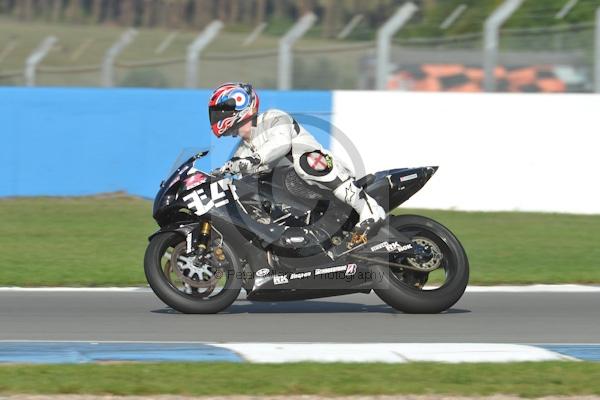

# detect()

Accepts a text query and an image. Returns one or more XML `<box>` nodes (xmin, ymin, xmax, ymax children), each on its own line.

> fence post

<box><xmin>555</xmin><ymin>0</ymin><xmax>578</xmax><ymax>19</ymax></box>
<box><xmin>440</xmin><ymin>4</ymin><xmax>467</xmax><ymax>30</ymax></box>
<box><xmin>186</xmin><ymin>20</ymin><xmax>224</xmax><ymax>88</ymax></box>
<box><xmin>375</xmin><ymin>3</ymin><xmax>417</xmax><ymax>90</ymax></box>
<box><xmin>243</xmin><ymin>22</ymin><xmax>267</xmax><ymax>46</ymax></box>
<box><xmin>595</xmin><ymin>7</ymin><xmax>600</xmax><ymax>93</ymax></box>
<box><xmin>337</xmin><ymin>14</ymin><xmax>364</xmax><ymax>40</ymax></box>
<box><xmin>278</xmin><ymin>13</ymin><xmax>317</xmax><ymax>90</ymax></box>
<box><xmin>24</xmin><ymin>36</ymin><xmax>57</xmax><ymax>87</ymax></box>
<box><xmin>101</xmin><ymin>29</ymin><xmax>138</xmax><ymax>87</ymax></box>
<box><xmin>483</xmin><ymin>0</ymin><xmax>523</xmax><ymax>92</ymax></box>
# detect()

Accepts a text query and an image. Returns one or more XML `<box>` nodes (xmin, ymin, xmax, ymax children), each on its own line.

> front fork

<box><xmin>186</xmin><ymin>220</ymin><xmax>226</xmax><ymax>262</ymax></box>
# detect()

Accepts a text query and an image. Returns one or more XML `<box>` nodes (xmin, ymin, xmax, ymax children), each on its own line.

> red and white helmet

<box><xmin>208</xmin><ymin>82</ymin><xmax>259</xmax><ymax>137</ymax></box>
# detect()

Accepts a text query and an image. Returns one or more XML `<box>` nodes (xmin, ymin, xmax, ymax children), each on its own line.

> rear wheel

<box><xmin>374</xmin><ymin>215</ymin><xmax>469</xmax><ymax>313</ymax></box>
<box><xmin>144</xmin><ymin>231</ymin><xmax>242</xmax><ymax>314</ymax></box>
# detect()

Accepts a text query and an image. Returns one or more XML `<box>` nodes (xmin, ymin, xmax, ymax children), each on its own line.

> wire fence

<box><xmin>0</xmin><ymin>23</ymin><xmax>596</xmax><ymax>93</ymax></box>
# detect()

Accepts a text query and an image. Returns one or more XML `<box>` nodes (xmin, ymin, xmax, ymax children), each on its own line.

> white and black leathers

<box><xmin>222</xmin><ymin>109</ymin><xmax>385</xmax><ymax>228</ymax></box>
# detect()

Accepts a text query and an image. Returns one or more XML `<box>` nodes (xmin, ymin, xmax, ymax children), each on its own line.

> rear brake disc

<box><xmin>405</xmin><ymin>237</ymin><xmax>443</xmax><ymax>272</ymax></box>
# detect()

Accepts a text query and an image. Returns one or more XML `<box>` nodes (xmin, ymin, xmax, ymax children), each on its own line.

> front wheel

<box><xmin>374</xmin><ymin>215</ymin><xmax>469</xmax><ymax>313</ymax></box>
<box><xmin>144</xmin><ymin>231</ymin><xmax>242</xmax><ymax>314</ymax></box>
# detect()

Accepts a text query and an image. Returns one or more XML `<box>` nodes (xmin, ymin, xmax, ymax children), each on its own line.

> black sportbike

<box><xmin>144</xmin><ymin>150</ymin><xmax>469</xmax><ymax>314</ymax></box>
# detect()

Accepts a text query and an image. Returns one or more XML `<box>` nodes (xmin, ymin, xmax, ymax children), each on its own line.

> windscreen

<box><xmin>167</xmin><ymin>147</ymin><xmax>210</xmax><ymax>176</ymax></box>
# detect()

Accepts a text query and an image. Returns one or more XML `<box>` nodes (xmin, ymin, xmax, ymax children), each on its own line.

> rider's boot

<box><xmin>333</xmin><ymin>179</ymin><xmax>386</xmax><ymax>239</ymax></box>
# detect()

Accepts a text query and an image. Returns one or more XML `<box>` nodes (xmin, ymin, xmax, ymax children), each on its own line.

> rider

<box><xmin>208</xmin><ymin>82</ymin><xmax>386</xmax><ymax>234</ymax></box>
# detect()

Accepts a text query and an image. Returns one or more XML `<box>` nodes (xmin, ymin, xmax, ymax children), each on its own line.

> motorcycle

<box><xmin>144</xmin><ymin>150</ymin><xmax>469</xmax><ymax>314</ymax></box>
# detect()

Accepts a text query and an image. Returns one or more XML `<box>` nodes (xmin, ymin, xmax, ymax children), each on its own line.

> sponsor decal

<box><xmin>314</xmin><ymin>264</ymin><xmax>358</xmax><ymax>276</ymax></box>
<box><xmin>400</xmin><ymin>173</ymin><xmax>418</xmax><ymax>182</ymax></box>
<box><xmin>344</xmin><ymin>184</ymin><xmax>356</xmax><ymax>203</ymax></box>
<box><xmin>186</xmin><ymin>232</ymin><xmax>193</xmax><ymax>254</ymax></box>
<box><xmin>183</xmin><ymin>180</ymin><xmax>239</xmax><ymax>217</ymax></box>
<box><xmin>307</xmin><ymin>152</ymin><xmax>329</xmax><ymax>171</ymax></box>
<box><xmin>370</xmin><ymin>242</ymin><xmax>413</xmax><ymax>253</ymax></box>
<box><xmin>255</xmin><ymin>268</ymin><xmax>270</xmax><ymax>278</ymax></box>
<box><xmin>184</xmin><ymin>173</ymin><xmax>207</xmax><ymax>190</ymax></box>
<box><xmin>290</xmin><ymin>271</ymin><xmax>312</xmax><ymax>280</ymax></box>
<box><xmin>315</xmin><ymin>265</ymin><xmax>347</xmax><ymax>275</ymax></box>
<box><xmin>273</xmin><ymin>275</ymin><xmax>289</xmax><ymax>285</ymax></box>
<box><xmin>345</xmin><ymin>263</ymin><xmax>357</xmax><ymax>276</ymax></box>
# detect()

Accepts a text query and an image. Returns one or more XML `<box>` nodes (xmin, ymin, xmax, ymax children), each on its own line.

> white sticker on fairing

<box><xmin>255</xmin><ymin>268</ymin><xmax>270</xmax><ymax>277</ymax></box>
<box><xmin>315</xmin><ymin>265</ymin><xmax>347</xmax><ymax>275</ymax></box>
<box><xmin>183</xmin><ymin>180</ymin><xmax>238</xmax><ymax>216</ymax></box>
<box><xmin>314</xmin><ymin>264</ymin><xmax>358</xmax><ymax>276</ymax></box>
<box><xmin>290</xmin><ymin>271</ymin><xmax>311</xmax><ymax>280</ymax></box>
<box><xmin>400</xmin><ymin>173</ymin><xmax>418</xmax><ymax>182</ymax></box>
<box><xmin>186</xmin><ymin>232</ymin><xmax>193</xmax><ymax>253</ymax></box>
<box><xmin>345</xmin><ymin>263</ymin><xmax>357</xmax><ymax>276</ymax></box>
<box><xmin>273</xmin><ymin>275</ymin><xmax>289</xmax><ymax>285</ymax></box>
<box><xmin>370</xmin><ymin>242</ymin><xmax>413</xmax><ymax>253</ymax></box>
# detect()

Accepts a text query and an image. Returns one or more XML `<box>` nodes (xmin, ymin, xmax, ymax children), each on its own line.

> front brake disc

<box><xmin>170</xmin><ymin>242</ymin><xmax>218</xmax><ymax>295</ymax></box>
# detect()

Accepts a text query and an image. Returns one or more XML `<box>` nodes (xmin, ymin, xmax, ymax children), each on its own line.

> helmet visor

<box><xmin>209</xmin><ymin>98</ymin><xmax>237</xmax><ymax>130</ymax></box>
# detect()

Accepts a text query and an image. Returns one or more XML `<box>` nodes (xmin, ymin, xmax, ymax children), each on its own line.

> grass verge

<box><xmin>0</xmin><ymin>196</ymin><xmax>599</xmax><ymax>286</ymax></box>
<box><xmin>1</xmin><ymin>362</ymin><xmax>600</xmax><ymax>397</ymax></box>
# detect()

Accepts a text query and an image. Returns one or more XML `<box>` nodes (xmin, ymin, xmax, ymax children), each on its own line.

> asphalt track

<box><xmin>1</xmin><ymin>290</ymin><xmax>599</xmax><ymax>343</ymax></box>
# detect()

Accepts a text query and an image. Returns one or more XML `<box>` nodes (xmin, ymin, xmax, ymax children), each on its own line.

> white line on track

<box><xmin>0</xmin><ymin>285</ymin><xmax>599</xmax><ymax>293</ymax></box>
<box><xmin>0</xmin><ymin>287</ymin><xmax>152</xmax><ymax>292</ymax></box>
<box><xmin>0</xmin><ymin>341</ymin><xmax>577</xmax><ymax>363</ymax></box>
<box><xmin>208</xmin><ymin>343</ymin><xmax>574</xmax><ymax>363</ymax></box>
<box><xmin>465</xmin><ymin>284</ymin><xmax>600</xmax><ymax>293</ymax></box>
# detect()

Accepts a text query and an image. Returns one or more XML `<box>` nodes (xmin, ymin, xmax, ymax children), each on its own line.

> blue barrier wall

<box><xmin>0</xmin><ymin>88</ymin><xmax>332</xmax><ymax>198</ymax></box>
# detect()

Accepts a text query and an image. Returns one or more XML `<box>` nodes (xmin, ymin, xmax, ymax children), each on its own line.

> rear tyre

<box><xmin>144</xmin><ymin>231</ymin><xmax>242</xmax><ymax>314</ymax></box>
<box><xmin>374</xmin><ymin>215</ymin><xmax>469</xmax><ymax>314</ymax></box>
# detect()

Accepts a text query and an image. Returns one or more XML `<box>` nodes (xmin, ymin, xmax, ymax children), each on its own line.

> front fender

<box><xmin>148</xmin><ymin>222</ymin><xmax>201</xmax><ymax>243</ymax></box>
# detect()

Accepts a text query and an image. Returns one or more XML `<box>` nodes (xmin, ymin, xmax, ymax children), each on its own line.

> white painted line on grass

<box><xmin>0</xmin><ymin>287</ymin><xmax>151</xmax><ymax>292</ymax></box>
<box><xmin>212</xmin><ymin>343</ymin><xmax>571</xmax><ymax>363</ymax></box>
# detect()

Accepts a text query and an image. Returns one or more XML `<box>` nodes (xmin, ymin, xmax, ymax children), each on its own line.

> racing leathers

<box><xmin>221</xmin><ymin>109</ymin><xmax>386</xmax><ymax>231</ymax></box>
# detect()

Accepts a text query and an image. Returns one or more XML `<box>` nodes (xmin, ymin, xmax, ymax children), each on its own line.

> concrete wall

<box><xmin>1</xmin><ymin>88</ymin><xmax>598</xmax><ymax>214</ymax></box>
<box><xmin>0</xmin><ymin>88</ymin><xmax>332</xmax><ymax>199</ymax></box>
<box><xmin>331</xmin><ymin>91</ymin><xmax>599</xmax><ymax>214</ymax></box>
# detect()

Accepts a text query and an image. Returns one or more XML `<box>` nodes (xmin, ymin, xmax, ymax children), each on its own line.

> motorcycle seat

<box><xmin>356</xmin><ymin>174</ymin><xmax>375</xmax><ymax>189</ymax></box>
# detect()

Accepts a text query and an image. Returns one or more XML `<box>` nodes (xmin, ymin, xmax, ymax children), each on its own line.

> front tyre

<box><xmin>144</xmin><ymin>232</ymin><xmax>241</xmax><ymax>314</ymax></box>
<box><xmin>374</xmin><ymin>215</ymin><xmax>469</xmax><ymax>314</ymax></box>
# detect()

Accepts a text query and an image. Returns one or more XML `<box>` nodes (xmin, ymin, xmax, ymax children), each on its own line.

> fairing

<box><xmin>150</xmin><ymin>152</ymin><xmax>439</xmax><ymax>301</ymax></box>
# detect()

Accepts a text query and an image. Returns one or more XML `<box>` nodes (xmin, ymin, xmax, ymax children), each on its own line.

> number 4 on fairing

<box><xmin>144</xmin><ymin>150</ymin><xmax>469</xmax><ymax>314</ymax></box>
